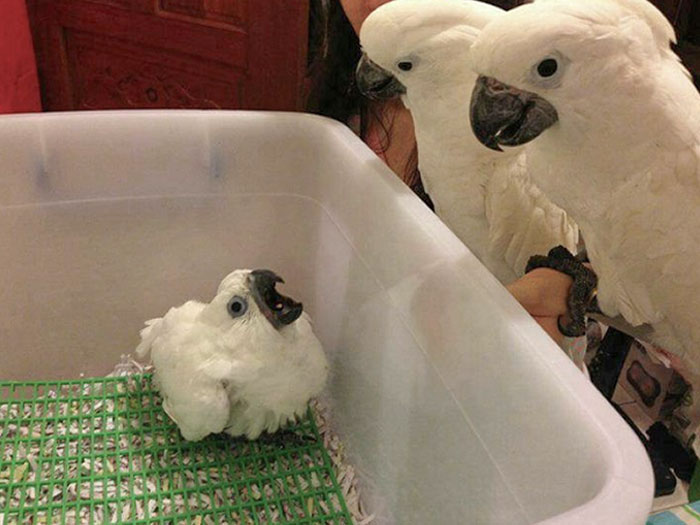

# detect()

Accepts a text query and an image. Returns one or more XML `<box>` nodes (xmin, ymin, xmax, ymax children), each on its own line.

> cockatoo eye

<box><xmin>536</xmin><ymin>58</ymin><xmax>558</xmax><ymax>78</ymax></box>
<box><xmin>227</xmin><ymin>296</ymin><xmax>248</xmax><ymax>318</ymax></box>
<box><xmin>397</xmin><ymin>61</ymin><xmax>413</xmax><ymax>72</ymax></box>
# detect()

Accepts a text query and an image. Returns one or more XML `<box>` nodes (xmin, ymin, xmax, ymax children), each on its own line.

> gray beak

<box><xmin>470</xmin><ymin>76</ymin><xmax>558</xmax><ymax>151</ymax></box>
<box><xmin>250</xmin><ymin>269</ymin><xmax>303</xmax><ymax>329</ymax></box>
<box><xmin>355</xmin><ymin>53</ymin><xmax>406</xmax><ymax>100</ymax></box>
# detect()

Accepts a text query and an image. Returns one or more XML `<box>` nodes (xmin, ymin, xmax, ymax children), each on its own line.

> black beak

<box><xmin>469</xmin><ymin>76</ymin><xmax>558</xmax><ymax>151</ymax></box>
<box><xmin>355</xmin><ymin>53</ymin><xmax>406</xmax><ymax>100</ymax></box>
<box><xmin>250</xmin><ymin>270</ymin><xmax>303</xmax><ymax>329</ymax></box>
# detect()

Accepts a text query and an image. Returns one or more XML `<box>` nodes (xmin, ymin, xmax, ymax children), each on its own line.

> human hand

<box><xmin>506</xmin><ymin>268</ymin><xmax>573</xmax><ymax>345</ymax></box>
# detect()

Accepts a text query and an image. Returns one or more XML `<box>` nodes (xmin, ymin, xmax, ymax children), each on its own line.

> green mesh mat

<box><xmin>0</xmin><ymin>375</ymin><xmax>352</xmax><ymax>524</ymax></box>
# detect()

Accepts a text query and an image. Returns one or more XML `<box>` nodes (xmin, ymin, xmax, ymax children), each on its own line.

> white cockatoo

<box><xmin>469</xmin><ymin>0</ymin><xmax>700</xmax><ymax>372</ymax></box>
<box><xmin>136</xmin><ymin>269</ymin><xmax>329</xmax><ymax>441</ymax></box>
<box><xmin>356</xmin><ymin>0</ymin><xmax>579</xmax><ymax>284</ymax></box>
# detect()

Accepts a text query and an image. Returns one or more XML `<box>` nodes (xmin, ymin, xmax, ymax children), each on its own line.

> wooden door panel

<box><xmin>82</xmin><ymin>0</ymin><xmax>137</xmax><ymax>10</ymax></box>
<box><xmin>43</xmin><ymin>2</ymin><xmax>248</xmax><ymax>70</ymax></box>
<box><xmin>246</xmin><ymin>3</ymin><xmax>309</xmax><ymax>110</ymax></box>
<box><xmin>28</xmin><ymin>0</ymin><xmax>308</xmax><ymax>111</ymax></box>
<box><xmin>66</xmin><ymin>31</ymin><xmax>241</xmax><ymax>109</ymax></box>
<box><xmin>157</xmin><ymin>0</ymin><xmax>247</xmax><ymax>26</ymax></box>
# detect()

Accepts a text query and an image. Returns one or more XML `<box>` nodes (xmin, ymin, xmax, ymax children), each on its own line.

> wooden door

<box><xmin>27</xmin><ymin>0</ymin><xmax>309</xmax><ymax>111</ymax></box>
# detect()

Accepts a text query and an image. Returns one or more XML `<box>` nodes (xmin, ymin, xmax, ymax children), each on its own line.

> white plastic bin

<box><xmin>0</xmin><ymin>111</ymin><xmax>653</xmax><ymax>524</ymax></box>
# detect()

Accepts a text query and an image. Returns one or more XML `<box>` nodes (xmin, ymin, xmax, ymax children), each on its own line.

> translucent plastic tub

<box><xmin>0</xmin><ymin>110</ymin><xmax>653</xmax><ymax>524</ymax></box>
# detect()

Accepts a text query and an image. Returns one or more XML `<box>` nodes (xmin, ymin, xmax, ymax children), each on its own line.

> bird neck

<box><xmin>407</xmin><ymin>81</ymin><xmax>511</xmax><ymax>217</ymax></box>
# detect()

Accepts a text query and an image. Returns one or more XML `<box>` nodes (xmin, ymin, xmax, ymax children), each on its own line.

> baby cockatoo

<box><xmin>356</xmin><ymin>0</ymin><xmax>578</xmax><ymax>283</ymax></box>
<box><xmin>469</xmin><ymin>0</ymin><xmax>700</xmax><ymax>371</ymax></box>
<box><xmin>136</xmin><ymin>269</ymin><xmax>328</xmax><ymax>441</ymax></box>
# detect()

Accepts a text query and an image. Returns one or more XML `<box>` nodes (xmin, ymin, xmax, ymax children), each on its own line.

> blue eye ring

<box><xmin>227</xmin><ymin>296</ymin><xmax>248</xmax><ymax>318</ymax></box>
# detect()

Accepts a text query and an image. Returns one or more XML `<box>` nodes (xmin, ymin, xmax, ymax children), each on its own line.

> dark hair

<box><xmin>306</xmin><ymin>0</ymin><xmax>426</xmax><ymax>199</ymax></box>
<box><xmin>306</xmin><ymin>0</ymin><xmax>363</xmax><ymax>125</ymax></box>
<box><xmin>306</xmin><ymin>0</ymin><xmax>525</xmax><ymax>118</ymax></box>
<box><xmin>306</xmin><ymin>0</ymin><xmax>525</xmax><ymax>205</ymax></box>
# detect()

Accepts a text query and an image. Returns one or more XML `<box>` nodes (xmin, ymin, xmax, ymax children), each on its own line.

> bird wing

<box><xmin>135</xmin><ymin>301</ymin><xmax>204</xmax><ymax>361</ymax></box>
<box><xmin>152</xmin><ymin>328</ymin><xmax>234</xmax><ymax>441</ymax></box>
<box><xmin>486</xmin><ymin>155</ymin><xmax>579</xmax><ymax>275</ymax></box>
<box><xmin>136</xmin><ymin>301</ymin><xmax>232</xmax><ymax>441</ymax></box>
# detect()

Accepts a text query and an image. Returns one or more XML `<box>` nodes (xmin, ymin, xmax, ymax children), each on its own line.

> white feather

<box><xmin>471</xmin><ymin>0</ymin><xmax>700</xmax><ymax>373</ymax></box>
<box><xmin>360</xmin><ymin>0</ymin><xmax>578</xmax><ymax>283</ymax></box>
<box><xmin>135</xmin><ymin>270</ymin><xmax>329</xmax><ymax>440</ymax></box>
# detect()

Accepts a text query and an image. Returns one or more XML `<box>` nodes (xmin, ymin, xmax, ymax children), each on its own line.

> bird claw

<box><xmin>525</xmin><ymin>245</ymin><xmax>598</xmax><ymax>338</ymax></box>
<box><xmin>257</xmin><ymin>428</ymin><xmax>317</xmax><ymax>449</ymax></box>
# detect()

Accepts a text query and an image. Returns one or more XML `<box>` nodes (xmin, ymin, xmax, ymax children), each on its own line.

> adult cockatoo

<box><xmin>356</xmin><ymin>0</ymin><xmax>579</xmax><ymax>287</ymax></box>
<box><xmin>469</xmin><ymin>0</ymin><xmax>700</xmax><ymax>372</ymax></box>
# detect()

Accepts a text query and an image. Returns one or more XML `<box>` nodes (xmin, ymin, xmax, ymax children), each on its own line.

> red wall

<box><xmin>1</xmin><ymin>0</ymin><xmax>41</xmax><ymax>113</ymax></box>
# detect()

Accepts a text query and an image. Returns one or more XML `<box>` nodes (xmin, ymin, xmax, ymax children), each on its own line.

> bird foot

<box><xmin>256</xmin><ymin>428</ymin><xmax>317</xmax><ymax>449</ymax></box>
<box><xmin>525</xmin><ymin>245</ymin><xmax>598</xmax><ymax>337</ymax></box>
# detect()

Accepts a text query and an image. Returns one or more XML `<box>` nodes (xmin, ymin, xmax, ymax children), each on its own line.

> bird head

<box><xmin>468</xmin><ymin>0</ymin><xmax>678</xmax><ymax>151</ymax></box>
<box><xmin>356</xmin><ymin>0</ymin><xmax>502</xmax><ymax>102</ymax></box>
<box><xmin>204</xmin><ymin>269</ymin><xmax>303</xmax><ymax>332</ymax></box>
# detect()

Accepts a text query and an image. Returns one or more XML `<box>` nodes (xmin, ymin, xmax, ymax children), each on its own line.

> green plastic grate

<box><xmin>0</xmin><ymin>375</ymin><xmax>353</xmax><ymax>524</ymax></box>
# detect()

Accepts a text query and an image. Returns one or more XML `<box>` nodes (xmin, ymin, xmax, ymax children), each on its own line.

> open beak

<box><xmin>355</xmin><ymin>53</ymin><xmax>406</xmax><ymax>100</ymax></box>
<box><xmin>469</xmin><ymin>75</ymin><xmax>558</xmax><ymax>151</ymax></box>
<box><xmin>249</xmin><ymin>270</ymin><xmax>303</xmax><ymax>329</ymax></box>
